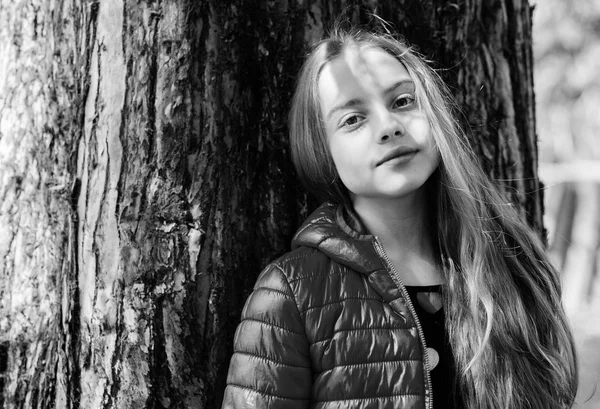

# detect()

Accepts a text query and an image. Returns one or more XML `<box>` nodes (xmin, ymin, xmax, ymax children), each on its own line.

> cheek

<box><xmin>423</xmin><ymin>144</ymin><xmax>440</xmax><ymax>170</ymax></box>
<box><xmin>328</xmin><ymin>136</ymin><xmax>348</xmax><ymax>166</ymax></box>
<box><xmin>328</xmin><ymin>141</ymin><xmax>364</xmax><ymax>189</ymax></box>
<box><xmin>431</xmin><ymin>151</ymin><xmax>441</xmax><ymax>170</ymax></box>
<box><xmin>329</xmin><ymin>143</ymin><xmax>352</xmax><ymax>176</ymax></box>
<box><xmin>412</xmin><ymin>119</ymin><xmax>433</xmax><ymax>143</ymax></box>
<box><xmin>414</xmin><ymin>120</ymin><xmax>438</xmax><ymax>159</ymax></box>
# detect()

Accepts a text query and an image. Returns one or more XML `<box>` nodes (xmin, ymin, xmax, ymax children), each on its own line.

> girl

<box><xmin>222</xmin><ymin>26</ymin><xmax>578</xmax><ymax>409</ymax></box>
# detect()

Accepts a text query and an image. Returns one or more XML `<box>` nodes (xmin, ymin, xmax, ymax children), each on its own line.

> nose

<box><xmin>379</xmin><ymin>127</ymin><xmax>405</xmax><ymax>142</ymax></box>
<box><xmin>376</xmin><ymin>111</ymin><xmax>405</xmax><ymax>143</ymax></box>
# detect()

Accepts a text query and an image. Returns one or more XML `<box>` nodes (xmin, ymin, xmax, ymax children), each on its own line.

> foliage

<box><xmin>534</xmin><ymin>0</ymin><xmax>600</xmax><ymax>161</ymax></box>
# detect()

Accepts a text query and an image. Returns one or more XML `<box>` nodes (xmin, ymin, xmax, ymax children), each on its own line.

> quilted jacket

<box><xmin>222</xmin><ymin>202</ymin><xmax>433</xmax><ymax>409</ymax></box>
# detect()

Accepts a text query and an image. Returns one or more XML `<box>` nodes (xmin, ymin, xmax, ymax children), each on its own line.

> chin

<box><xmin>385</xmin><ymin>180</ymin><xmax>430</xmax><ymax>198</ymax></box>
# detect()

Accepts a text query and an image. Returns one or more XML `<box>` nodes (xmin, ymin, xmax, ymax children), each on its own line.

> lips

<box><xmin>376</xmin><ymin>145</ymin><xmax>418</xmax><ymax>166</ymax></box>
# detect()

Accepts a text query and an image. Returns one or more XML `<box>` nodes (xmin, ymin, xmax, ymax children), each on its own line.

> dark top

<box><xmin>404</xmin><ymin>285</ymin><xmax>462</xmax><ymax>409</ymax></box>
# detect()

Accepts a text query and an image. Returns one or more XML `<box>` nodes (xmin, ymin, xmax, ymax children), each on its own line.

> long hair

<box><xmin>289</xmin><ymin>27</ymin><xmax>578</xmax><ymax>409</ymax></box>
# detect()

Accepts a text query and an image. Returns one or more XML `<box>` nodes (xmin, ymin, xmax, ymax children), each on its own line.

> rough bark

<box><xmin>0</xmin><ymin>0</ymin><xmax>84</xmax><ymax>407</ymax></box>
<box><xmin>439</xmin><ymin>0</ymin><xmax>543</xmax><ymax>232</ymax></box>
<box><xmin>0</xmin><ymin>0</ymin><xmax>540</xmax><ymax>408</ymax></box>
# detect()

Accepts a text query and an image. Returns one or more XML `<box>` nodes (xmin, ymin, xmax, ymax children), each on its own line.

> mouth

<box><xmin>376</xmin><ymin>146</ymin><xmax>419</xmax><ymax>166</ymax></box>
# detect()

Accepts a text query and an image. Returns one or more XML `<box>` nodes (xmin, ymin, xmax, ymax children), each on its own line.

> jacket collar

<box><xmin>291</xmin><ymin>202</ymin><xmax>385</xmax><ymax>275</ymax></box>
<box><xmin>291</xmin><ymin>202</ymin><xmax>415</xmax><ymax>322</ymax></box>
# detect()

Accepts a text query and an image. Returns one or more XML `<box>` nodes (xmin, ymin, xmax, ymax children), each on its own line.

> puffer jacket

<box><xmin>222</xmin><ymin>202</ymin><xmax>433</xmax><ymax>409</ymax></box>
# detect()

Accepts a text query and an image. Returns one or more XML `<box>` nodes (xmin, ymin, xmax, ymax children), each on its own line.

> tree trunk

<box><xmin>0</xmin><ymin>0</ymin><xmax>84</xmax><ymax>407</ymax></box>
<box><xmin>0</xmin><ymin>0</ymin><xmax>540</xmax><ymax>408</ymax></box>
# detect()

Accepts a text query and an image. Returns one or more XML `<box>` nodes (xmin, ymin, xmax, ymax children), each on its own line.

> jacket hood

<box><xmin>291</xmin><ymin>202</ymin><xmax>385</xmax><ymax>275</ymax></box>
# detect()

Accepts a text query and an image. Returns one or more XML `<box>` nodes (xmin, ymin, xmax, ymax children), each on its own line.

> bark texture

<box><xmin>0</xmin><ymin>0</ymin><xmax>540</xmax><ymax>408</ymax></box>
<box><xmin>0</xmin><ymin>0</ymin><xmax>84</xmax><ymax>407</ymax></box>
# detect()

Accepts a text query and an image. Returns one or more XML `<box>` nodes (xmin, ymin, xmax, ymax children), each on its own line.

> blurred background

<box><xmin>533</xmin><ymin>0</ymin><xmax>600</xmax><ymax>406</ymax></box>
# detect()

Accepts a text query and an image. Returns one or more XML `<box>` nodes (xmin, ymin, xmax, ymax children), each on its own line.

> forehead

<box><xmin>318</xmin><ymin>46</ymin><xmax>412</xmax><ymax>111</ymax></box>
<box><xmin>337</xmin><ymin>46</ymin><xmax>408</xmax><ymax>81</ymax></box>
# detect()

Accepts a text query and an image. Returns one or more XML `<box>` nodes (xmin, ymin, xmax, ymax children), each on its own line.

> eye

<box><xmin>393</xmin><ymin>94</ymin><xmax>416</xmax><ymax>109</ymax></box>
<box><xmin>344</xmin><ymin>115</ymin><xmax>360</xmax><ymax>126</ymax></box>
<box><xmin>340</xmin><ymin>114</ymin><xmax>365</xmax><ymax>129</ymax></box>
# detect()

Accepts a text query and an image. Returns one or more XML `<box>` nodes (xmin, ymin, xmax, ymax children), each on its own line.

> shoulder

<box><xmin>262</xmin><ymin>246</ymin><xmax>340</xmax><ymax>285</ymax></box>
<box><xmin>248</xmin><ymin>247</ymin><xmax>333</xmax><ymax>304</ymax></box>
<box><xmin>239</xmin><ymin>247</ymin><xmax>340</xmax><ymax>339</ymax></box>
<box><xmin>258</xmin><ymin>246</ymin><xmax>369</xmax><ymax>315</ymax></box>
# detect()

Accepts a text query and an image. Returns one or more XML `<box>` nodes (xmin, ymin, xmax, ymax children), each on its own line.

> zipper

<box><xmin>373</xmin><ymin>237</ymin><xmax>433</xmax><ymax>409</ymax></box>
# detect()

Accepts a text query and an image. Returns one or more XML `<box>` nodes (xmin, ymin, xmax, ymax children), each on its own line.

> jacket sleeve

<box><xmin>222</xmin><ymin>262</ymin><xmax>312</xmax><ymax>409</ymax></box>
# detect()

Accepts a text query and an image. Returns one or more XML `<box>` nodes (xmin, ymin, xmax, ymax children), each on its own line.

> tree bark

<box><xmin>0</xmin><ymin>0</ymin><xmax>84</xmax><ymax>407</ymax></box>
<box><xmin>0</xmin><ymin>0</ymin><xmax>540</xmax><ymax>408</ymax></box>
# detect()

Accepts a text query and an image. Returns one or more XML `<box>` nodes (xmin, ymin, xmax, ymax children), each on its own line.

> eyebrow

<box><xmin>385</xmin><ymin>79</ymin><xmax>415</xmax><ymax>94</ymax></box>
<box><xmin>326</xmin><ymin>98</ymin><xmax>364</xmax><ymax>120</ymax></box>
<box><xmin>325</xmin><ymin>79</ymin><xmax>415</xmax><ymax>120</ymax></box>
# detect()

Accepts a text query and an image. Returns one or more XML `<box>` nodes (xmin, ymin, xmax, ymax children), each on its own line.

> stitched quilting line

<box><xmin>276</xmin><ymin>249</ymin><xmax>320</xmax><ymax>266</ymax></box>
<box><xmin>234</xmin><ymin>351</ymin><xmax>311</xmax><ymax>369</ymax></box>
<box><xmin>252</xmin><ymin>286</ymin><xmax>293</xmax><ymax>297</ymax></box>
<box><xmin>319</xmin><ymin>359</ymin><xmax>420</xmax><ymax>374</ymax></box>
<box><xmin>226</xmin><ymin>383</ymin><xmax>310</xmax><ymax>401</ymax></box>
<box><xmin>287</xmin><ymin>267</ymin><xmax>355</xmax><ymax>283</ymax></box>
<box><xmin>227</xmin><ymin>383</ymin><xmax>422</xmax><ymax>402</ymax></box>
<box><xmin>240</xmin><ymin>318</ymin><xmax>304</xmax><ymax>335</ymax></box>
<box><xmin>300</xmin><ymin>232</ymin><xmax>343</xmax><ymax>252</ymax></box>
<box><xmin>315</xmin><ymin>233</ymin><xmax>341</xmax><ymax>248</ymax></box>
<box><xmin>300</xmin><ymin>296</ymin><xmax>384</xmax><ymax>314</ymax></box>
<box><xmin>311</xmin><ymin>326</ymin><xmax>414</xmax><ymax>344</ymax></box>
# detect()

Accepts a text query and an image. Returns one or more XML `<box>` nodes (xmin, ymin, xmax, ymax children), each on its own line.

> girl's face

<box><xmin>318</xmin><ymin>46</ymin><xmax>440</xmax><ymax>205</ymax></box>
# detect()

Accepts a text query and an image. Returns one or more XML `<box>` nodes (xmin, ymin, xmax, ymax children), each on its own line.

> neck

<box><xmin>352</xmin><ymin>189</ymin><xmax>434</xmax><ymax>260</ymax></box>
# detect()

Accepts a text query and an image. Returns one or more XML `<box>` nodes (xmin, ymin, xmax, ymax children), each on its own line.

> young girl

<box><xmin>222</xmin><ymin>26</ymin><xmax>578</xmax><ymax>409</ymax></box>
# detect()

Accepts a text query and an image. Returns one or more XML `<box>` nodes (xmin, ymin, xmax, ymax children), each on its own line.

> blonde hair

<box><xmin>289</xmin><ymin>27</ymin><xmax>578</xmax><ymax>409</ymax></box>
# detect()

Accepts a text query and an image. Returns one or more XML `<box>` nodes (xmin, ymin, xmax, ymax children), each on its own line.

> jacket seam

<box><xmin>300</xmin><ymin>296</ymin><xmax>384</xmax><ymax>314</ymax></box>
<box><xmin>288</xmin><ymin>268</ymin><xmax>354</xmax><ymax>283</ymax></box>
<box><xmin>240</xmin><ymin>318</ymin><xmax>304</xmax><ymax>335</ymax></box>
<box><xmin>234</xmin><ymin>351</ymin><xmax>311</xmax><ymax>369</ymax></box>
<box><xmin>253</xmin><ymin>286</ymin><xmax>292</xmax><ymax>297</ymax></box>
<box><xmin>311</xmin><ymin>326</ymin><xmax>413</xmax><ymax>344</ymax></box>
<box><xmin>320</xmin><ymin>358</ymin><xmax>419</xmax><ymax>373</ymax></box>
<box><xmin>226</xmin><ymin>383</ymin><xmax>310</xmax><ymax>401</ymax></box>
<box><xmin>315</xmin><ymin>233</ymin><xmax>339</xmax><ymax>248</ymax></box>
<box><xmin>273</xmin><ymin>251</ymin><xmax>332</xmax><ymax>284</ymax></box>
<box><xmin>276</xmin><ymin>251</ymin><xmax>318</xmax><ymax>266</ymax></box>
